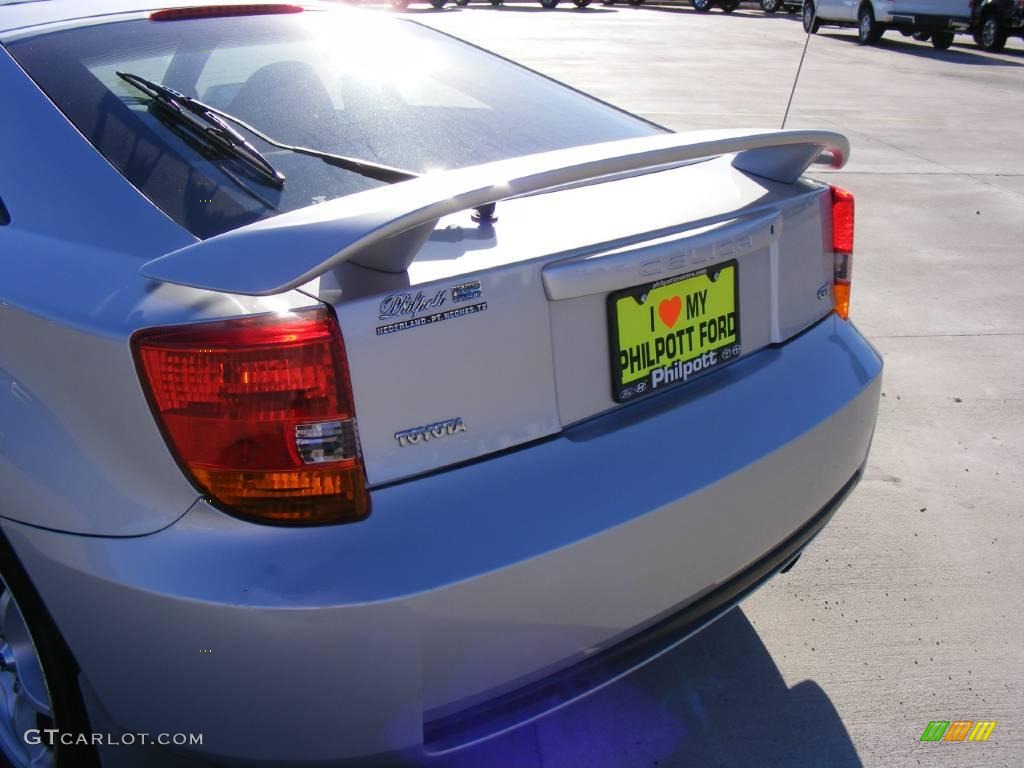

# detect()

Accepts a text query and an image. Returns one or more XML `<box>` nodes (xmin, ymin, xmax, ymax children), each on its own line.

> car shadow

<box><xmin>819</xmin><ymin>32</ymin><xmax>1024</xmax><ymax>66</ymax></box>
<box><xmin>422</xmin><ymin>608</ymin><xmax>861</xmax><ymax>768</ymax></box>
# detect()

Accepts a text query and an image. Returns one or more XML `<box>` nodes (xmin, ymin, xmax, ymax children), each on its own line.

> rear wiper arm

<box><xmin>117</xmin><ymin>71</ymin><xmax>418</xmax><ymax>187</ymax></box>
<box><xmin>118</xmin><ymin>72</ymin><xmax>286</xmax><ymax>189</ymax></box>
<box><xmin>192</xmin><ymin>98</ymin><xmax>419</xmax><ymax>186</ymax></box>
<box><xmin>115</xmin><ymin>72</ymin><xmax>505</xmax><ymax>220</ymax></box>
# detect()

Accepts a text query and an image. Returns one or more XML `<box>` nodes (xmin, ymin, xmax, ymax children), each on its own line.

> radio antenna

<box><xmin>782</xmin><ymin>7</ymin><xmax>816</xmax><ymax>129</ymax></box>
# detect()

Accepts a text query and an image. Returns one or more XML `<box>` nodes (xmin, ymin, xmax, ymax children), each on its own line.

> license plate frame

<box><xmin>607</xmin><ymin>260</ymin><xmax>741</xmax><ymax>403</ymax></box>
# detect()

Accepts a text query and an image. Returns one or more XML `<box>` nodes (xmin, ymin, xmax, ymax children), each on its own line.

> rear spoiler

<box><xmin>140</xmin><ymin>128</ymin><xmax>848</xmax><ymax>296</ymax></box>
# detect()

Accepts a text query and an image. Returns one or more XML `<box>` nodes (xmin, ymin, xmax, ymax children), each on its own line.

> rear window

<box><xmin>6</xmin><ymin>9</ymin><xmax>660</xmax><ymax>239</ymax></box>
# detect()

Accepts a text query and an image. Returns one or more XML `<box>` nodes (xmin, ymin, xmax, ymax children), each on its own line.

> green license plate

<box><xmin>607</xmin><ymin>260</ymin><xmax>741</xmax><ymax>403</ymax></box>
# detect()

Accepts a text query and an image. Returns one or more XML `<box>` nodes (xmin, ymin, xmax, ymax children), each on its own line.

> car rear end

<box><xmin>883</xmin><ymin>0</ymin><xmax>974</xmax><ymax>34</ymax></box>
<box><xmin>0</xmin><ymin>3</ymin><xmax>880</xmax><ymax>764</ymax></box>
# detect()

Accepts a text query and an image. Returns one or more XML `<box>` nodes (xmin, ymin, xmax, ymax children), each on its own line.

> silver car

<box><xmin>0</xmin><ymin>1</ymin><xmax>880</xmax><ymax>765</ymax></box>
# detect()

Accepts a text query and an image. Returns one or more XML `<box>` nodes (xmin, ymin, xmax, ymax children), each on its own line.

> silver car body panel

<box><xmin>2</xmin><ymin>316</ymin><xmax>881</xmax><ymax>763</ymax></box>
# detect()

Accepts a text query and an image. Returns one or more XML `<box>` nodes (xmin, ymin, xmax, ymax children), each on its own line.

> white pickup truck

<box><xmin>803</xmin><ymin>0</ymin><xmax>972</xmax><ymax>48</ymax></box>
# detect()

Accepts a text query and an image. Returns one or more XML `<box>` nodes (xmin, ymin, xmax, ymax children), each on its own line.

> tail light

<box><xmin>132</xmin><ymin>307</ymin><xmax>369</xmax><ymax>525</ymax></box>
<box><xmin>830</xmin><ymin>185</ymin><xmax>855</xmax><ymax>320</ymax></box>
<box><xmin>150</xmin><ymin>5</ymin><xmax>303</xmax><ymax>21</ymax></box>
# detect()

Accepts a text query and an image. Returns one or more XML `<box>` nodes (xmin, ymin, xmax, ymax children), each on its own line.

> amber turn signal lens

<box><xmin>833</xmin><ymin>281</ymin><xmax>851</xmax><ymax>321</ymax></box>
<box><xmin>191</xmin><ymin>466</ymin><xmax>367</xmax><ymax>524</ymax></box>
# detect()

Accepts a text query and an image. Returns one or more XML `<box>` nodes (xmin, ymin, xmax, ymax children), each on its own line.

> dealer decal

<box><xmin>375</xmin><ymin>283</ymin><xmax>488</xmax><ymax>336</ymax></box>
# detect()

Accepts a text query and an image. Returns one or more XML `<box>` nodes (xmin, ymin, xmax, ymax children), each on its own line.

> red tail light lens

<box><xmin>831</xmin><ymin>185</ymin><xmax>855</xmax><ymax>254</ymax></box>
<box><xmin>830</xmin><ymin>185</ymin><xmax>855</xmax><ymax>320</ymax></box>
<box><xmin>132</xmin><ymin>307</ymin><xmax>369</xmax><ymax>525</ymax></box>
<box><xmin>150</xmin><ymin>5</ymin><xmax>303</xmax><ymax>21</ymax></box>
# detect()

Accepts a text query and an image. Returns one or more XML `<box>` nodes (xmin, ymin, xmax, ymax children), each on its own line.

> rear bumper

<box><xmin>888</xmin><ymin>13</ymin><xmax>970</xmax><ymax>30</ymax></box>
<box><xmin>3</xmin><ymin>315</ymin><xmax>881</xmax><ymax>765</ymax></box>
<box><xmin>424</xmin><ymin>464</ymin><xmax>862</xmax><ymax>753</ymax></box>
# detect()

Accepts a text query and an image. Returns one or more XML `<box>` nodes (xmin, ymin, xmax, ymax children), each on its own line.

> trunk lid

<box><xmin>312</xmin><ymin>157</ymin><xmax>834</xmax><ymax>486</ymax></box>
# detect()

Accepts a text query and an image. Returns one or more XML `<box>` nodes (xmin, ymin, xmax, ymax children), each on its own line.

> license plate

<box><xmin>607</xmin><ymin>260</ymin><xmax>741</xmax><ymax>403</ymax></box>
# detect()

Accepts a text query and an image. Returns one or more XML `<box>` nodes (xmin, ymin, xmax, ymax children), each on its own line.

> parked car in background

<box><xmin>803</xmin><ymin>0</ymin><xmax>971</xmax><ymax>47</ymax></box>
<box><xmin>401</xmin><ymin>0</ymin><xmax>446</xmax><ymax>7</ymax></box>
<box><xmin>541</xmin><ymin>0</ymin><xmax>624</xmax><ymax>8</ymax></box>
<box><xmin>693</xmin><ymin>0</ymin><xmax>740</xmax><ymax>12</ymax></box>
<box><xmin>695</xmin><ymin>0</ymin><xmax>800</xmax><ymax>13</ymax></box>
<box><xmin>0</xmin><ymin>1</ymin><xmax>880</xmax><ymax>766</ymax></box>
<box><xmin>760</xmin><ymin>0</ymin><xmax>804</xmax><ymax>13</ymax></box>
<box><xmin>970</xmin><ymin>0</ymin><xmax>1023</xmax><ymax>50</ymax></box>
<box><xmin>392</xmin><ymin>0</ymin><xmax>447</xmax><ymax>8</ymax></box>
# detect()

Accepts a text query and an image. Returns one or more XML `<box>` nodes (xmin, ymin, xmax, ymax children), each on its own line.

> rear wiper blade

<box><xmin>117</xmin><ymin>71</ymin><xmax>286</xmax><ymax>189</ymax></box>
<box><xmin>193</xmin><ymin>98</ymin><xmax>419</xmax><ymax>186</ymax></box>
<box><xmin>117</xmin><ymin>70</ymin><xmax>419</xmax><ymax>187</ymax></box>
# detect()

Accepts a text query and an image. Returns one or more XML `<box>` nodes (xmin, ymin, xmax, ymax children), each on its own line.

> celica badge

<box><xmin>395</xmin><ymin>417</ymin><xmax>467</xmax><ymax>447</ymax></box>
